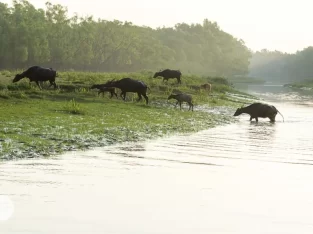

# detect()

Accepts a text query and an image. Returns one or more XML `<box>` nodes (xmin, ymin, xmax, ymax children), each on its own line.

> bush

<box><xmin>206</xmin><ymin>76</ymin><xmax>231</xmax><ymax>86</ymax></box>
<box><xmin>64</xmin><ymin>98</ymin><xmax>85</xmax><ymax>115</ymax></box>
<box><xmin>1</xmin><ymin>70</ymin><xmax>12</xmax><ymax>77</ymax></box>
<box><xmin>7</xmin><ymin>82</ymin><xmax>32</xmax><ymax>91</ymax></box>
<box><xmin>0</xmin><ymin>84</ymin><xmax>7</xmax><ymax>90</ymax></box>
<box><xmin>0</xmin><ymin>90</ymin><xmax>10</xmax><ymax>99</ymax></box>
<box><xmin>10</xmin><ymin>91</ymin><xmax>28</xmax><ymax>99</ymax></box>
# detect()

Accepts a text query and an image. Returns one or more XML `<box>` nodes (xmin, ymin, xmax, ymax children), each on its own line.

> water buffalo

<box><xmin>90</xmin><ymin>84</ymin><xmax>118</xmax><ymax>99</ymax></box>
<box><xmin>13</xmin><ymin>66</ymin><xmax>57</xmax><ymax>89</ymax></box>
<box><xmin>233</xmin><ymin>102</ymin><xmax>284</xmax><ymax>122</ymax></box>
<box><xmin>153</xmin><ymin>69</ymin><xmax>182</xmax><ymax>84</ymax></box>
<box><xmin>102</xmin><ymin>78</ymin><xmax>150</xmax><ymax>104</ymax></box>
<box><xmin>200</xmin><ymin>83</ymin><xmax>212</xmax><ymax>92</ymax></box>
<box><xmin>168</xmin><ymin>93</ymin><xmax>193</xmax><ymax>111</ymax></box>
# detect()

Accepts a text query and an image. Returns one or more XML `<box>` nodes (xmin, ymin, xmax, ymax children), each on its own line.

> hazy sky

<box><xmin>2</xmin><ymin>0</ymin><xmax>312</xmax><ymax>53</ymax></box>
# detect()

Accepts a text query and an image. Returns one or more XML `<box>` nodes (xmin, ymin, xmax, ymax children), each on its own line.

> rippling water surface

<box><xmin>1</xmin><ymin>85</ymin><xmax>313</xmax><ymax>234</ymax></box>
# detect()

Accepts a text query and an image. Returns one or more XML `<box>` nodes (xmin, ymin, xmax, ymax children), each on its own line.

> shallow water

<box><xmin>1</xmin><ymin>84</ymin><xmax>313</xmax><ymax>234</ymax></box>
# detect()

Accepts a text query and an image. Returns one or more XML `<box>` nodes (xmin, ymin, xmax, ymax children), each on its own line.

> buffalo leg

<box><xmin>121</xmin><ymin>92</ymin><xmax>126</xmax><ymax>101</ymax></box>
<box><xmin>179</xmin><ymin>102</ymin><xmax>182</xmax><ymax>110</ymax></box>
<box><xmin>114</xmin><ymin>92</ymin><xmax>118</xmax><ymax>99</ymax></box>
<box><xmin>250</xmin><ymin>116</ymin><xmax>253</xmax><ymax>121</ymax></box>
<box><xmin>137</xmin><ymin>93</ymin><xmax>142</xmax><ymax>102</ymax></box>
<box><xmin>189</xmin><ymin>102</ymin><xmax>194</xmax><ymax>111</ymax></box>
<box><xmin>109</xmin><ymin>91</ymin><xmax>113</xmax><ymax>99</ymax></box>
<box><xmin>255</xmin><ymin>117</ymin><xmax>258</xmax><ymax>122</ymax></box>
<box><xmin>142</xmin><ymin>93</ymin><xmax>149</xmax><ymax>105</ymax></box>
<box><xmin>35</xmin><ymin>81</ymin><xmax>42</xmax><ymax>90</ymax></box>
<box><xmin>271</xmin><ymin>113</ymin><xmax>277</xmax><ymax>122</ymax></box>
<box><xmin>39</xmin><ymin>81</ymin><xmax>44</xmax><ymax>88</ymax></box>
<box><xmin>48</xmin><ymin>80</ymin><xmax>57</xmax><ymax>89</ymax></box>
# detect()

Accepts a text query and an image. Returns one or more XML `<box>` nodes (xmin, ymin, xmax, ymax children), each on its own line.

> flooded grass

<box><xmin>0</xmin><ymin>71</ymin><xmax>254</xmax><ymax>160</ymax></box>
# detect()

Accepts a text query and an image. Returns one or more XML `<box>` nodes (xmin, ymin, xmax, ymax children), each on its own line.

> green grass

<box><xmin>0</xmin><ymin>70</ymin><xmax>255</xmax><ymax>160</ymax></box>
<box><xmin>227</xmin><ymin>76</ymin><xmax>266</xmax><ymax>84</ymax></box>
<box><xmin>284</xmin><ymin>79</ymin><xmax>313</xmax><ymax>90</ymax></box>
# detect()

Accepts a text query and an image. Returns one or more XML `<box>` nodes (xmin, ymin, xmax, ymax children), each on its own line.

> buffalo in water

<box><xmin>153</xmin><ymin>69</ymin><xmax>182</xmax><ymax>84</ymax></box>
<box><xmin>13</xmin><ymin>66</ymin><xmax>57</xmax><ymax>89</ymax></box>
<box><xmin>233</xmin><ymin>102</ymin><xmax>284</xmax><ymax>122</ymax></box>
<box><xmin>102</xmin><ymin>78</ymin><xmax>150</xmax><ymax>104</ymax></box>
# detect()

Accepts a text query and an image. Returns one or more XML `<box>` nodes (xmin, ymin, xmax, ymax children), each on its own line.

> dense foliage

<box><xmin>0</xmin><ymin>0</ymin><xmax>251</xmax><ymax>76</ymax></box>
<box><xmin>249</xmin><ymin>47</ymin><xmax>313</xmax><ymax>82</ymax></box>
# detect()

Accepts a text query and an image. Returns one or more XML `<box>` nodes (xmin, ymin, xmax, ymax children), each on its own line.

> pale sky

<box><xmin>2</xmin><ymin>0</ymin><xmax>313</xmax><ymax>53</ymax></box>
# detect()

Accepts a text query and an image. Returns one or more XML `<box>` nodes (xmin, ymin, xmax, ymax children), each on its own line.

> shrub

<box><xmin>64</xmin><ymin>98</ymin><xmax>85</xmax><ymax>115</ymax></box>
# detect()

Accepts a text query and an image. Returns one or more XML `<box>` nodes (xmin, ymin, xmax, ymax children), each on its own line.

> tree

<box><xmin>0</xmin><ymin>0</ymin><xmax>252</xmax><ymax>76</ymax></box>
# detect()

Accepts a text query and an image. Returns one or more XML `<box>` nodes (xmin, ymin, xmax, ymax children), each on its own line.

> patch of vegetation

<box><xmin>228</xmin><ymin>76</ymin><xmax>266</xmax><ymax>84</ymax></box>
<box><xmin>64</xmin><ymin>98</ymin><xmax>85</xmax><ymax>115</ymax></box>
<box><xmin>284</xmin><ymin>79</ymin><xmax>313</xmax><ymax>90</ymax></box>
<box><xmin>0</xmin><ymin>71</ymin><xmax>255</xmax><ymax>160</ymax></box>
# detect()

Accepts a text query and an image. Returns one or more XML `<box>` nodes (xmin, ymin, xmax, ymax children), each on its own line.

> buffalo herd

<box><xmin>12</xmin><ymin>66</ymin><xmax>284</xmax><ymax>122</ymax></box>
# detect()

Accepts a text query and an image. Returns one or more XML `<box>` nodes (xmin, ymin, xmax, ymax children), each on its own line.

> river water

<box><xmin>1</xmin><ymin>84</ymin><xmax>313</xmax><ymax>234</ymax></box>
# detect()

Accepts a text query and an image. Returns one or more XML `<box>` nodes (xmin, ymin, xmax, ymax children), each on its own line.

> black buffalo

<box><xmin>102</xmin><ymin>78</ymin><xmax>150</xmax><ymax>104</ymax></box>
<box><xmin>153</xmin><ymin>69</ymin><xmax>182</xmax><ymax>84</ymax></box>
<box><xmin>90</xmin><ymin>84</ymin><xmax>118</xmax><ymax>99</ymax></box>
<box><xmin>13</xmin><ymin>66</ymin><xmax>57</xmax><ymax>89</ymax></box>
<box><xmin>233</xmin><ymin>102</ymin><xmax>284</xmax><ymax>122</ymax></box>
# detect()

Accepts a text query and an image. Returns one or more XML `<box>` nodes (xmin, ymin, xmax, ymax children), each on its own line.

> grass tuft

<box><xmin>64</xmin><ymin>98</ymin><xmax>85</xmax><ymax>115</ymax></box>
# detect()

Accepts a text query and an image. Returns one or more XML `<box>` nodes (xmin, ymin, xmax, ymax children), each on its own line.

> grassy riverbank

<box><xmin>0</xmin><ymin>70</ymin><xmax>255</xmax><ymax>160</ymax></box>
<box><xmin>228</xmin><ymin>76</ymin><xmax>265</xmax><ymax>84</ymax></box>
<box><xmin>284</xmin><ymin>79</ymin><xmax>313</xmax><ymax>91</ymax></box>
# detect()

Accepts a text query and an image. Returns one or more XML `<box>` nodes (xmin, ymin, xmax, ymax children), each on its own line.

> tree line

<box><xmin>249</xmin><ymin>47</ymin><xmax>313</xmax><ymax>82</ymax></box>
<box><xmin>0</xmin><ymin>0</ymin><xmax>251</xmax><ymax>76</ymax></box>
